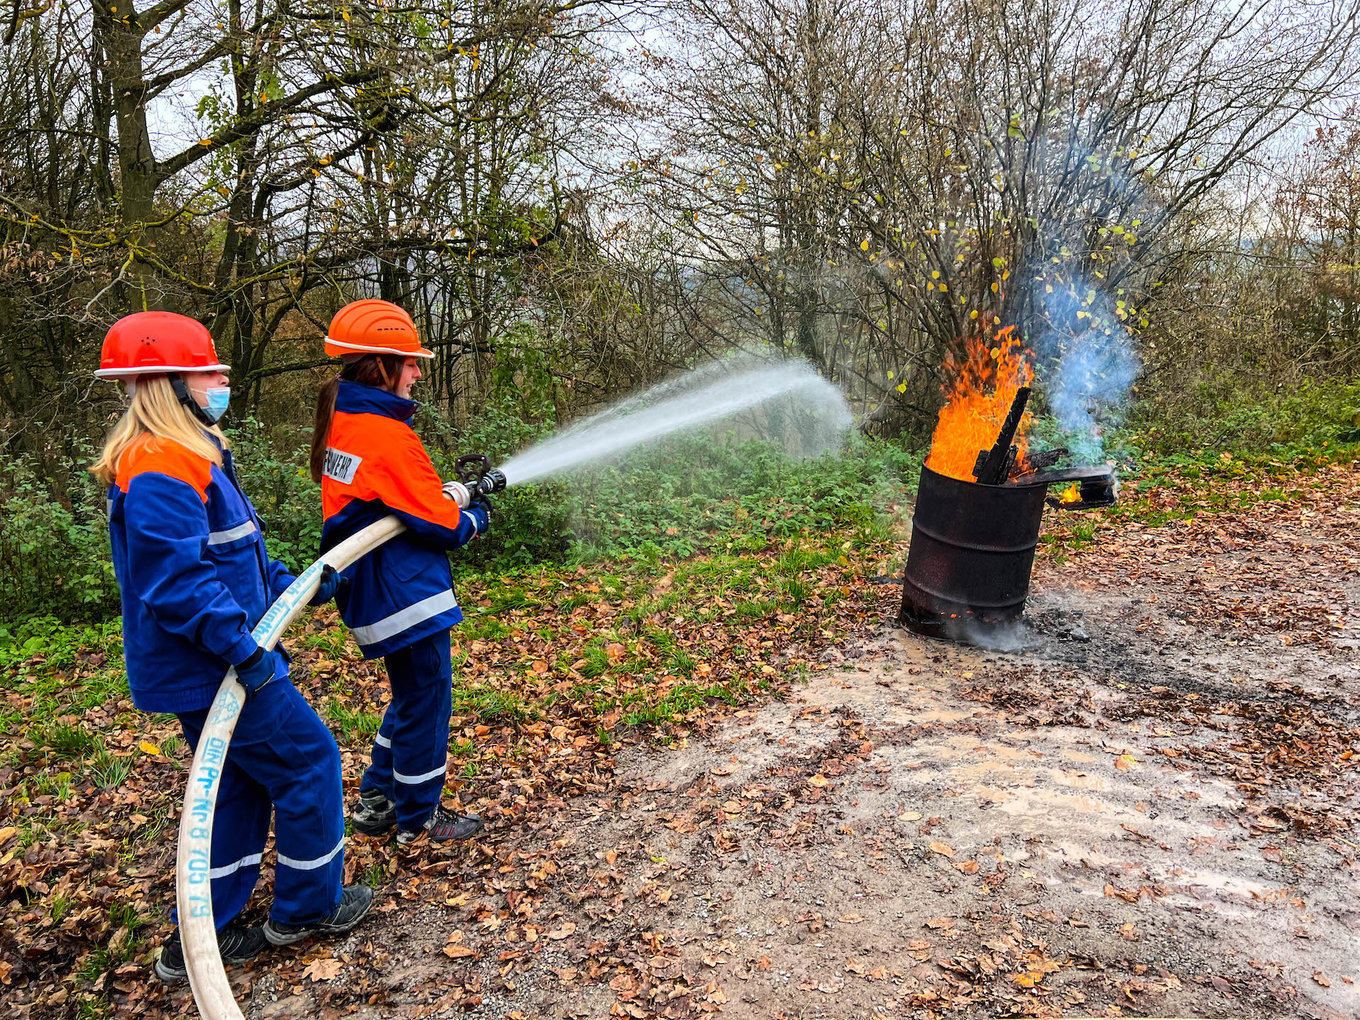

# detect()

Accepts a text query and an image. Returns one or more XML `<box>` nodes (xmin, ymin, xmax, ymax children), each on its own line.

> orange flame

<box><xmin>1059</xmin><ymin>483</ymin><xmax>1080</xmax><ymax>504</ymax></box>
<box><xmin>924</xmin><ymin>325</ymin><xmax>1035</xmax><ymax>482</ymax></box>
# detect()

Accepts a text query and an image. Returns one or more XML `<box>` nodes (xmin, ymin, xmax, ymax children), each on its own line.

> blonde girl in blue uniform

<box><xmin>92</xmin><ymin>311</ymin><xmax>373</xmax><ymax>980</ymax></box>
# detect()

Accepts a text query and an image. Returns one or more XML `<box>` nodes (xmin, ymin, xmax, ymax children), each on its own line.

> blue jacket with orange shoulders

<box><xmin>319</xmin><ymin>381</ymin><xmax>478</xmax><ymax>660</ymax></box>
<box><xmin>107</xmin><ymin>435</ymin><xmax>294</xmax><ymax>713</ymax></box>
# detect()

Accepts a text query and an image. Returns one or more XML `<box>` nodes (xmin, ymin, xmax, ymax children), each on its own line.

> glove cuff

<box><xmin>236</xmin><ymin>645</ymin><xmax>265</xmax><ymax>671</ymax></box>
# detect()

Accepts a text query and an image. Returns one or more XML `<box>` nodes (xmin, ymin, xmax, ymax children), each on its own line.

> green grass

<box><xmin>667</xmin><ymin>647</ymin><xmax>698</xmax><ymax>677</ymax></box>
<box><xmin>779</xmin><ymin>577</ymin><xmax>813</xmax><ymax>606</ymax></box>
<box><xmin>40</xmin><ymin>721</ymin><xmax>96</xmax><ymax>758</ymax></box>
<box><xmin>49</xmin><ymin>894</ymin><xmax>73</xmax><ymax>923</ymax></box>
<box><xmin>326</xmin><ymin>699</ymin><xmax>382</xmax><ymax>742</ymax></box>
<box><xmin>90</xmin><ymin>750</ymin><xmax>133</xmax><ymax>789</ymax></box>
<box><xmin>36</xmin><ymin>771</ymin><xmax>74</xmax><ymax>800</ymax></box>
<box><xmin>449</xmin><ymin>684</ymin><xmax>538</xmax><ymax>723</ymax></box>
<box><xmin>298</xmin><ymin>628</ymin><xmax>351</xmax><ymax>657</ymax></box>
<box><xmin>459</xmin><ymin>615</ymin><xmax>513</xmax><ymax>642</ymax></box>
<box><xmin>131</xmin><ymin>805</ymin><xmax>175</xmax><ymax>847</ymax></box>
<box><xmin>622</xmin><ymin>681</ymin><xmax>747</xmax><ymax>727</ymax></box>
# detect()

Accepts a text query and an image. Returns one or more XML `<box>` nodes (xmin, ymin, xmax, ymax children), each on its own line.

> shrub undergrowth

<box><xmin>1</xmin><ymin>409</ymin><xmax>919</xmax><ymax>626</ymax></box>
<box><xmin>5</xmin><ymin>375</ymin><xmax>1355</xmax><ymax>629</ymax></box>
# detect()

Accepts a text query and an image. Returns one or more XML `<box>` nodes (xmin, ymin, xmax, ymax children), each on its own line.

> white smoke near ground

<box><xmin>942</xmin><ymin>616</ymin><xmax>1035</xmax><ymax>652</ymax></box>
<box><xmin>498</xmin><ymin>355</ymin><xmax>853</xmax><ymax>486</ymax></box>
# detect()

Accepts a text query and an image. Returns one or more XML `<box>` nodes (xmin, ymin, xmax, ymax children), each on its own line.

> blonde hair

<box><xmin>90</xmin><ymin>375</ymin><xmax>230</xmax><ymax>486</ymax></box>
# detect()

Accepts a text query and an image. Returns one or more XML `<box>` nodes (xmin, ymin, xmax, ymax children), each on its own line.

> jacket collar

<box><xmin>336</xmin><ymin>379</ymin><xmax>417</xmax><ymax>423</ymax></box>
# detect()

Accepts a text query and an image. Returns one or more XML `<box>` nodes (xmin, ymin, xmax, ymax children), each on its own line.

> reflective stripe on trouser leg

<box><xmin>359</xmin><ymin>708</ymin><xmax>395</xmax><ymax>802</ymax></box>
<box><xmin>174</xmin><ymin>711</ymin><xmax>271</xmax><ymax>930</ymax></box>
<box><xmin>379</xmin><ymin>629</ymin><xmax>453</xmax><ymax>832</ymax></box>
<box><xmin>226</xmin><ymin>681</ymin><xmax>347</xmax><ymax>926</ymax></box>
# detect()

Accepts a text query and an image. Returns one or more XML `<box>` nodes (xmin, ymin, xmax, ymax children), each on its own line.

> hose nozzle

<box><xmin>444</xmin><ymin>454</ymin><xmax>507</xmax><ymax>507</ymax></box>
<box><xmin>476</xmin><ymin>467</ymin><xmax>507</xmax><ymax>496</ymax></box>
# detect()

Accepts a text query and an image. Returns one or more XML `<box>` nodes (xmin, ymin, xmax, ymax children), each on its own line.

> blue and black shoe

<box><xmin>261</xmin><ymin>884</ymin><xmax>375</xmax><ymax>947</ymax></box>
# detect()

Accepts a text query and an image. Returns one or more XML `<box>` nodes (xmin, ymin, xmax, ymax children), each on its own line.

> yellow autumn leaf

<box><xmin>139</xmin><ymin>740</ymin><xmax>161</xmax><ymax>755</ymax></box>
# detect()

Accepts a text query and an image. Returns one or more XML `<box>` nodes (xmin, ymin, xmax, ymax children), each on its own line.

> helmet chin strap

<box><xmin>169</xmin><ymin>373</ymin><xmax>218</xmax><ymax>427</ymax></box>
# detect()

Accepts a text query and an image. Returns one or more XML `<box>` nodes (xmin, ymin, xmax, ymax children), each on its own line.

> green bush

<box><xmin>1123</xmin><ymin>377</ymin><xmax>1360</xmax><ymax>461</ymax></box>
<box><xmin>418</xmin><ymin>399</ymin><xmax>574</xmax><ymax>567</ymax></box>
<box><xmin>0</xmin><ymin>455</ymin><xmax>117</xmax><ymax>620</ymax></box>
<box><xmin>521</xmin><ymin>431</ymin><xmax>917</xmax><ymax>563</ymax></box>
<box><xmin>2</xmin><ymin>399</ymin><xmax>919</xmax><ymax>625</ymax></box>
<box><xmin>226</xmin><ymin>417</ymin><xmax>325</xmax><ymax>571</ymax></box>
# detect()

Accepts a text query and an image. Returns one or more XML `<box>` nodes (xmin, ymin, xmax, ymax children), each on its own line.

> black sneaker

<box><xmin>154</xmin><ymin>922</ymin><xmax>266</xmax><ymax>983</ymax></box>
<box><xmin>351</xmin><ymin>789</ymin><xmax>396</xmax><ymax>835</ymax></box>
<box><xmin>396</xmin><ymin>806</ymin><xmax>484</xmax><ymax>845</ymax></box>
<box><xmin>261</xmin><ymin>885</ymin><xmax>375</xmax><ymax>947</ymax></box>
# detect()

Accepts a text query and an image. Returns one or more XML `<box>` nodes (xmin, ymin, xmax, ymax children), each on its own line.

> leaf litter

<box><xmin>0</xmin><ymin>458</ymin><xmax>1356</xmax><ymax>1018</ymax></box>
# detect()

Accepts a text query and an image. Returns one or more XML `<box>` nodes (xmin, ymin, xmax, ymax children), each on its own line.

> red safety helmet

<box><xmin>95</xmin><ymin>311</ymin><xmax>229</xmax><ymax>380</ymax></box>
<box><xmin>324</xmin><ymin>299</ymin><xmax>433</xmax><ymax>359</ymax></box>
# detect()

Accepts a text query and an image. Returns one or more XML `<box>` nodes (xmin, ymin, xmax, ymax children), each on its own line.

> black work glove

<box><xmin>234</xmin><ymin>645</ymin><xmax>276</xmax><ymax>699</ymax></box>
<box><xmin>309</xmin><ymin>563</ymin><xmax>345</xmax><ymax>606</ymax></box>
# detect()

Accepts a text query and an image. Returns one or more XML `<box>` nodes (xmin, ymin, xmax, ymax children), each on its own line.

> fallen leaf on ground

<box><xmin>302</xmin><ymin>957</ymin><xmax>343</xmax><ymax>981</ymax></box>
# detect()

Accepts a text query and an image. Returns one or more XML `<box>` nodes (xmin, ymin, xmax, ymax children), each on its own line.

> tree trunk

<box><xmin>92</xmin><ymin>0</ymin><xmax>157</xmax><ymax>307</ymax></box>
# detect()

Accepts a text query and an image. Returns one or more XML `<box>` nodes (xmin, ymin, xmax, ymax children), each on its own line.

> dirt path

<box><xmin>232</xmin><ymin>475</ymin><xmax>1360</xmax><ymax>1020</ymax></box>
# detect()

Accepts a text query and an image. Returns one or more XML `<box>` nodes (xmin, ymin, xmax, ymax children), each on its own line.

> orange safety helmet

<box><xmin>94</xmin><ymin>311</ymin><xmax>230</xmax><ymax>379</ymax></box>
<box><xmin>324</xmin><ymin>299</ymin><xmax>433</xmax><ymax>359</ymax></box>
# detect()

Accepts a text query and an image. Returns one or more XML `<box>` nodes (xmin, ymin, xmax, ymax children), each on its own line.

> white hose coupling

<box><xmin>441</xmin><ymin>480</ymin><xmax>473</xmax><ymax>507</ymax></box>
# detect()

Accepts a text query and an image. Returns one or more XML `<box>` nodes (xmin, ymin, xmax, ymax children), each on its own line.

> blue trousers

<box><xmin>360</xmin><ymin>629</ymin><xmax>452</xmax><ymax>831</ymax></box>
<box><xmin>177</xmin><ymin>678</ymin><xmax>346</xmax><ymax>927</ymax></box>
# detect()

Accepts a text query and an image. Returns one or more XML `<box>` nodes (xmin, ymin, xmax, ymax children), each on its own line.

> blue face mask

<box><xmin>202</xmin><ymin>386</ymin><xmax>230</xmax><ymax>424</ymax></box>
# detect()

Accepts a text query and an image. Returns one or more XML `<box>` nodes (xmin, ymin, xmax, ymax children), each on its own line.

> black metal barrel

<box><xmin>899</xmin><ymin>464</ymin><xmax>1049</xmax><ymax>633</ymax></box>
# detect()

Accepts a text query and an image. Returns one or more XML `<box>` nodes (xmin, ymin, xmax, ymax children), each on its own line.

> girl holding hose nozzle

<box><xmin>91</xmin><ymin>312</ymin><xmax>373</xmax><ymax>983</ymax></box>
<box><xmin>310</xmin><ymin>299</ymin><xmax>490</xmax><ymax>846</ymax></box>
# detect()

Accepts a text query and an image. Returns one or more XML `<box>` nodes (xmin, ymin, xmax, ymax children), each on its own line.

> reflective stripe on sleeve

<box><xmin>209</xmin><ymin>852</ymin><xmax>263</xmax><ymax>880</ymax></box>
<box><xmin>276</xmin><ymin>835</ymin><xmax>344</xmax><ymax>872</ymax></box>
<box><xmin>207</xmin><ymin>521</ymin><xmax>258</xmax><ymax>546</ymax></box>
<box><xmin>394</xmin><ymin>761</ymin><xmax>447</xmax><ymax>786</ymax></box>
<box><xmin>375</xmin><ymin>733</ymin><xmax>392</xmax><ymax>748</ymax></box>
<box><xmin>351</xmin><ymin>589</ymin><xmax>459</xmax><ymax>647</ymax></box>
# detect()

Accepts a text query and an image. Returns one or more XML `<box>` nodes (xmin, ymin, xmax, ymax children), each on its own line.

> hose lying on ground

<box><xmin>174</xmin><ymin>516</ymin><xmax>405</xmax><ymax>1020</ymax></box>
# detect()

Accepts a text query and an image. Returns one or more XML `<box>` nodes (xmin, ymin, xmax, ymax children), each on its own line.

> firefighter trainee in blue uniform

<box><xmin>310</xmin><ymin>299</ymin><xmax>490</xmax><ymax>846</ymax></box>
<box><xmin>91</xmin><ymin>311</ymin><xmax>374</xmax><ymax>982</ymax></box>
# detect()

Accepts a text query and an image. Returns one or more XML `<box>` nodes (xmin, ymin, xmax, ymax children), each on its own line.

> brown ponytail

<box><xmin>310</xmin><ymin>353</ymin><xmax>410</xmax><ymax>482</ymax></box>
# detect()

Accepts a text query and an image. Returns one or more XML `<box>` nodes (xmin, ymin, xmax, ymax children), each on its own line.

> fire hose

<box><xmin>175</xmin><ymin>515</ymin><xmax>404</xmax><ymax>1018</ymax></box>
<box><xmin>175</xmin><ymin>457</ymin><xmax>505</xmax><ymax>1018</ymax></box>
